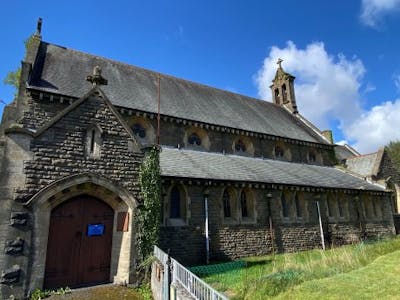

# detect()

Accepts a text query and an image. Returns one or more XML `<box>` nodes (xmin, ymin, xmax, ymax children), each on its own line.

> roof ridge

<box><xmin>30</xmin><ymin>40</ymin><xmax>329</xmax><ymax>145</ymax></box>
<box><xmin>347</xmin><ymin>151</ymin><xmax>378</xmax><ymax>159</ymax></box>
<box><xmin>42</xmin><ymin>40</ymin><xmax>277</xmax><ymax>108</ymax></box>
<box><xmin>161</xmin><ymin>147</ymin><xmax>336</xmax><ymax>170</ymax></box>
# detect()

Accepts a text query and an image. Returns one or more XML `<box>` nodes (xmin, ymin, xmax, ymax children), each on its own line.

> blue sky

<box><xmin>1</xmin><ymin>0</ymin><xmax>400</xmax><ymax>153</ymax></box>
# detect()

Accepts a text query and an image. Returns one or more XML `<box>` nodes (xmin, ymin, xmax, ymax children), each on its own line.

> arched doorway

<box><xmin>44</xmin><ymin>195</ymin><xmax>114</xmax><ymax>289</ymax></box>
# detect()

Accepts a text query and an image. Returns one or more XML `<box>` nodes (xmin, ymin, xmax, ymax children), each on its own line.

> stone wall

<box><xmin>20</xmin><ymin>95</ymin><xmax>70</xmax><ymax>131</ymax></box>
<box><xmin>123</xmin><ymin>115</ymin><xmax>336</xmax><ymax>166</ymax></box>
<box><xmin>160</xmin><ymin>184</ymin><xmax>395</xmax><ymax>266</ymax></box>
<box><xmin>16</xmin><ymin>94</ymin><xmax>143</xmax><ymax>202</ymax></box>
<box><xmin>378</xmin><ymin>150</ymin><xmax>400</xmax><ymax>184</ymax></box>
<box><xmin>0</xmin><ymin>91</ymin><xmax>144</xmax><ymax>299</ymax></box>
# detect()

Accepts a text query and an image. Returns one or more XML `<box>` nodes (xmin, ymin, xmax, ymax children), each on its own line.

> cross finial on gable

<box><xmin>35</xmin><ymin>18</ymin><xmax>42</xmax><ymax>37</ymax></box>
<box><xmin>277</xmin><ymin>58</ymin><xmax>283</xmax><ymax>68</ymax></box>
<box><xmin>86</xmin><ymin>66</ymin><xmax>108</xmax><ymax>86</ymax></box>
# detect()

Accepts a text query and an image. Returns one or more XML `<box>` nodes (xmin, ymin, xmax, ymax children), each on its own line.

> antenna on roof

<box><xmin>35</xmin><ymin>18</ymin><xmax>42</xmax><ymax>37</ymax></box>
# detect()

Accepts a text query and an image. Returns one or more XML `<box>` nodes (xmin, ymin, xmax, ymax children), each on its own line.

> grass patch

<box><xmin>275</xmin><ymin>250</ymin><xmax>400</xmax><ymax>299</ymax></box>
<box><xmin>199</xmin><ymin>237</ymin><xmax>400</xmax><ymax>299</ymax></box>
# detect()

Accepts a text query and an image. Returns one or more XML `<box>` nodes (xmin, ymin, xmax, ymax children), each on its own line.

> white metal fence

<box><xmin>154</xmin><ymin>245</ymin><xmax>169</xmax><ymax>265</ymax></box>
<box><xmin>153</xmin><ymin>246</ymin><xmax>228</xmax><ymax>300</ymax></box>
<box><xmin>171</xmin><ymin>257</ymin><xmax>228</xmax><ymax>300</ymax></box>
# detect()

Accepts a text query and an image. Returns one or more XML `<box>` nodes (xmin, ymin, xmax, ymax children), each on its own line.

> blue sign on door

<box><xmin>87</xmin><ymin>224</ymin><xmax>105</xmax><ymax>236</ymax></box>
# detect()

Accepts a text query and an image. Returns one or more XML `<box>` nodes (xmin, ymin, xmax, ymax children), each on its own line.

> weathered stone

<box><xmin>4</xmin><ymin>238</ymin><xmax>24</xmax><ymax>255</ymax></box>
<box><xmin>0</xmin><ymin>265</ymin><xmax>21</xmax><ymax>284</ymax></box>
<box><xmin>10</xmin><ymin>212</ymin><xmax>29</xmax><ymax>227</ymax></box>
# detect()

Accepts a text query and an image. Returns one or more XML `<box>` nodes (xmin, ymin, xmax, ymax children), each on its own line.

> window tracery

<box><xmin>275</xmin><ymin>146</ymin><xmax>284</xmax><ymax>158</ymax></box>
<box><xmin>188</xmin><ymin>132</ymin><xmax>202</xmax><ymax>146</ymax></box>
<box><xmin>235</xmin><ymin>139</ymin><xmax>247</xmax><ymax>153</ymax></box>
<box><xmin>281</xmin><ymin>192</ymin><xmax>289</xmax><ymax>218</ymax></box>
<box><xmin>240</xmin><ymin>190</ymin><xmax>248</xmax><ymax>217</ymax></box>
<box><xmin>132</xmin><ymin>123</ymin><xmax>146</xmax><ymax>138</ymax></box>
<box><xmin>223</xmin><ymin>190</ymin><xmax>231</xmax><ymax>218</ymax></box>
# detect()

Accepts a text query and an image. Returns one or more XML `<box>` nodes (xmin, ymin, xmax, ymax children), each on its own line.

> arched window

<box><xmin>308</xmin><ymin>151</ymin><xmax>316</xmax><ymax>163</ymax></box>
<box><xmin>295</xmin><ymin>193</ymin><xmax>302</xmax><ymax>218</ymax></box>
<box><xmin>363</xmin><ymin>195</ymin><xmax>374</xmax><ymax>218</ymax></box>
<box><xmin>240</xmin><ymin>191</ymin><xmax>248</xmax><ymax>217</ymax></box>
<box><xmin>337</xmin><ymin>197</ymin><xmax>344</xmax><ymax>217</ymax></box>
<box><xmin>166</xmin><ymin>185</ymin><xmax>188</xmax><ymax>226</ymax></box>
<box><xmin>132</xmin><ymin>123</ymin><xmax>146</xmax><ymax>138</ymax></box>
<box><xmin>275</xmin><ymin>146</ymin><xmax>284</xmax><ymax>159</ymax></box>
<box><xmin>373</xmin><ymin>200</ymin><xmax>382</xmax><ymax>217</ymax></box>
<box><xmin>86</xmin><ymin>125</ymin><xmax>102</xmax><ymax>158</ymax></box>
<box><xmin>188</xmin><ymin>132</ymin><xmax>202</xmax><ymax>146</ymax></box>
<box><xmin>282</xmin><ymin>84</ymin><xmax>287</xmax><ymax>102</ymax></box>
<box><xmin>281</xmin><ymin>192</ymin><xmax>289</xmax><ymax>218</ymax></box>
<box><xmin>223</xmin><ymin>190</ymin><xmax>231</xmax><ymax>218</ymax></box>
<box><xmin>274</xmin><ymin>88</ymin><xmax>280</xmax><ymax>104</ymax></box>
<box><xmin>235</xmin><ymin>139</ymin><xmax>247</xmax><ymax>153</ymax></box>
<box><xmin>170</xmin><ymin>186</ymin><xmax>181</xmax><ymax>218</ymax></box>
<box><xmin>327</xmin><ymin>194</ymin><xmax>335</xmax><ymax>217</ymax></box>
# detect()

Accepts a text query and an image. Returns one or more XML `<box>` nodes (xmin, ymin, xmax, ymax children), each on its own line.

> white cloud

<box><xmin>393</xmin><ymin>73</ymin><xmax>400</xmax><ymax>91</ymax></box>
<box><xmin>360</xmin><ymin>0</ymin><xmax>400</xmax><ymax>28</ymax></box>
<box><xmin>363</xmin><ymin>83</ymin><xmax>376</xmax><ymax>93</ymax></box>
<box><xmin>255</xmin><ymin>41</ymin><xmax>400</xmax><ymax>154</ymax></box>
<box><xmin>344</xmin><ymin>100</ymin><xmax>400</xmax><ymax>152</ymax></box>
<box><xmin>336</xmin><ymin>140</ymin><xmax>349</xmax><ymax>146</ymax></box>
<box><xmin>255</xmin><ymin>41</ymin><xmax>364</xmax><ymax>130</ymax></box>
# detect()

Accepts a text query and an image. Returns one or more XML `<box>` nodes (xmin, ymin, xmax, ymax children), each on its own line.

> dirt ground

<box><xmin>46</xmin><ymin>284</ymin><xmax>144</xmax><ymax>300</ymax></box>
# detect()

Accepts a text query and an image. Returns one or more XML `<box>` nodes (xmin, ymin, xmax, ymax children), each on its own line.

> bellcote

<box><xmin>270</xmin><ymin>59</ymin><xmax>298</xmax><ymax>114</ymax></box>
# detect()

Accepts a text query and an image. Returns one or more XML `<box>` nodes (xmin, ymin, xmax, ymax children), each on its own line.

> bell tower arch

<box><xmin>270</xmin><ymin>58</ymin><xmax>298</xmax><ymax>114</ymax></box>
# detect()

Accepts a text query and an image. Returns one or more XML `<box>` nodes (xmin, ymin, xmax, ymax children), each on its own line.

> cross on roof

<box><xmin>276</xmin><ymin>58</ymin><xmax>283</xmax><ymax>68</ymax></box>
<box><xmin>86</xmin><ymin>66</ymin><xmax>108</xmax><ymax>86</ymax></box>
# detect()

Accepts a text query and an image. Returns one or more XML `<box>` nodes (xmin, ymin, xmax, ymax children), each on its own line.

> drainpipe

<box><xmin>316</xmin><ymin>200</ymin><xmax>325</xmax><ymax>251</ymax></box>
<box><xmin>204</xmin><ymin>189</ymin><xmax>210</xmax><ymax>264</ymax></box>
<box><xmin>266</xmin><ymin>192</ymin><xmax>275</xmax><ymax>255</ymax></box>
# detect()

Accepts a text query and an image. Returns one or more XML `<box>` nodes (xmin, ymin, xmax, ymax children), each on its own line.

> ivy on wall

<box><xmin>136</xmin><ymin>146</ymin><xmax>162</xmax><ymax>261</ymax></box>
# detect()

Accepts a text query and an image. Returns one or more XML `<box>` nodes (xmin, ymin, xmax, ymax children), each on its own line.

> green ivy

<box><xmin>136</xmin><ymin>146</ymin><xmax>162</xmax><ymax>261</ymax></box>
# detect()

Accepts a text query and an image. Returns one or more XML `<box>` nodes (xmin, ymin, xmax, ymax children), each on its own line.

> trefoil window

<box><xmin>188</xmin><ymin>133</ymin><xmax>201</xmax><ymax>146</ymax></box>
<box><xmin>235</xmin><ymin>140</ymin><xmax>247</xmax><ymax>152</ymax></box>
<box><xmin>132</xmin><ymin>123</ymin><xmax>146</xmax><ymax>138</ymax></box>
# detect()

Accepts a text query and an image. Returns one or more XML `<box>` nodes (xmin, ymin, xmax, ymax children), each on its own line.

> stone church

<box><xmin>0</xmin><ymin>21</ymin><xmax>395</xmax><ymax>299</ymax></box>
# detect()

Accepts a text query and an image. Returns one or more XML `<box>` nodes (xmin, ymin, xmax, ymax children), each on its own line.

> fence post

<box><xmin>165</xmin><ymin>250</ymin><xmax>171</xmax><ymax>300</ymax></box>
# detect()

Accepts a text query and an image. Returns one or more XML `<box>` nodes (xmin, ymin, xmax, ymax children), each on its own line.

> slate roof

<box><xmin>27</xmin><ymin>41</ymin><xmax>328</xmax><ymax>144</ymax></box>
<box><xmin>346</xmin><ymin>151</ymin><xmax>382</xmax><ymax>178</ymax></box>
<box><xmin>335</xmin><ymin>144</ymin><xmax>360</xmax><ymax>162</ymax></box>
<box><xmin>160</xmin><ymin>148</ymin><xmax>385</xmax><ymax>191</ymax></box>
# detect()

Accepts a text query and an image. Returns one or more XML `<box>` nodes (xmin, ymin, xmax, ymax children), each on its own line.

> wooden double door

<box><xmin>44</xmin><ymin>196</ymin><xmax>114</xmax><ymax>289</ymax></box>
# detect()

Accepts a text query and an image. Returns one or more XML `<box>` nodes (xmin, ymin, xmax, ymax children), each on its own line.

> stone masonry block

<box><xmin>0</xmin><ymin>265</ymin><xmax>21</xmax><ymax>285</ymax></box>
<box><xmin>10</xmin><ymin>212</ymin><xmax>29</xmax><ymax>227</ymax></box>
<box><xmin>4</xmin><ymin>238</ymin><xmax>24</xmax><ymax>255</ymax></box>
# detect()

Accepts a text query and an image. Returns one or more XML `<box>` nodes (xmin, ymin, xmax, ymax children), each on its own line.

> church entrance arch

<box><xmin>44</xmin><ymin>195</ymin><xmax>114</xmax><ymax>289</ymax></box>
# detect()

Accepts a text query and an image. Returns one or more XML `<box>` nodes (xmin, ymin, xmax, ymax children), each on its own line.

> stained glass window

<box><xmin>132</xmin><ymin>123</ymin><xmax>146</xmax><ymax>138</ymax></box>
<box><xmin>188</xmin><ymin>133</ymin><xmax>201</xmax><ymax>146</ymax></box>
<box><xmin>235</xmin><ymin>140</ymin><xmax>246</xmax><ymax>152</ymax></box>
<box><xmin>223</xmin><ymin>190</ymin><xmax>231</xmax><ymax>218</ymax></box>
<box><xmin>170</xmin><ymin>186</ymin><xmax>181</xmax><ymax>218</ymax></box>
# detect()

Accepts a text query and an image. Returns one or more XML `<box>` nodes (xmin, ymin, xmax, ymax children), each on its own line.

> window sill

<box><xmin>328</xmin><ymin>216</ymin><xmax>348</xmax><ymax>222</ymax></box>
<box><xmin>222</xmin><ymin>217</ymin><xmax>239</xmax><ymax>225</ymax></box>
<box><xmin>240</xmin><ymin>217</ymin><xmax>256</xmax><ymax>224</ymax></box>
<box><xmin>234</xmin><ymin>151</ymin><xmax>252</xmax><ymax>157</ymax></box>
<box><xmin>165</xmin><ymin>218</ymin><xmax>187</xmax><ymax>227</ymax></box>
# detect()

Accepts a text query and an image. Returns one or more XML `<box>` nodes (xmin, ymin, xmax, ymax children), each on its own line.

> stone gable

<box><xmin>16</xmin><ymin>91</ymin><xmax>143</xmax><ymax>203</ymax></box>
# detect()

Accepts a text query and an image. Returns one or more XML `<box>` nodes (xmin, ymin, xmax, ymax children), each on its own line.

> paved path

<box><xmin>47</xmin><ymin>284</ymin><xmax>143</xmax><ymax>300</ymax></box>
